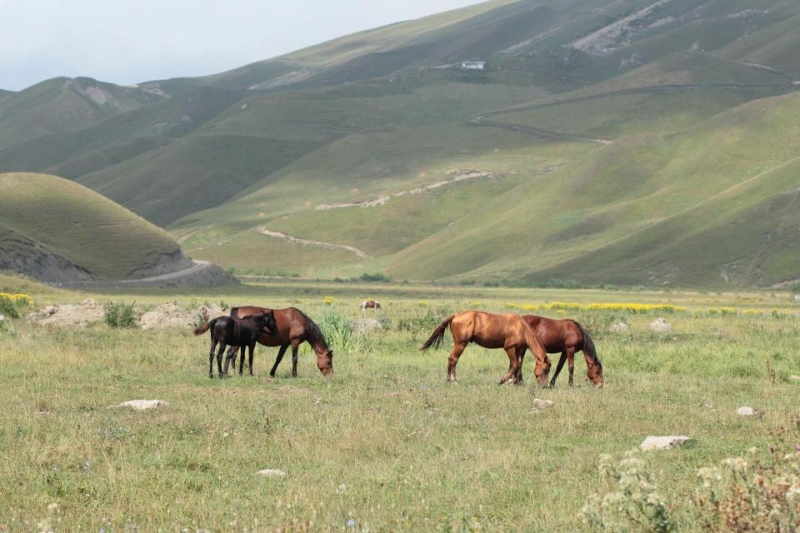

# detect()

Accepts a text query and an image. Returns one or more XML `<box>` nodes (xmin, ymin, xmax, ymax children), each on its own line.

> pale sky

<box><xmin>0</xmin><ymin>0</ymin><xmax>487</xmax><ymax>92</ymax></box>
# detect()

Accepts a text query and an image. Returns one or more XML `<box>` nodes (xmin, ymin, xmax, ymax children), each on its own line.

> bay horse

<box><xmin>193</xmin><ymin>311</ymin><xmax>276</xmax><ymax>378</ymax></box>
<box><xmin>419</xmin><ymin>310</ymin><xmax>551</xmax><ymax>386</ymax></box>
<box><xmin>521</xmin><ymin>315</ymin><xmax>604</xmax><ymax>388</ymax></box>
<box><xmin>230</xmin><ymin>306</ymin><xmax>333</xmax><ymax>377</ymax></box>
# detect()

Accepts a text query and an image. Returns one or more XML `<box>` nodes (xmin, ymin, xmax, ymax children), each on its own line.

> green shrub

<box><xmin>103</xmin><ymin>301</ymin><xmax>139</xmax><ymax>329</ymax></box>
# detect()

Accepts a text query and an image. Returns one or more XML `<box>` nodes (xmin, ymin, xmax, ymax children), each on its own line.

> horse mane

<box><xmin>570</xmin><ymin>320</ymin><xmax>601</xmax><ymax>367</ymax></box>
<box><xmin>291</xmin><ymin>307</ymin><xmax>330</xmax><ymax>352</ymax></box>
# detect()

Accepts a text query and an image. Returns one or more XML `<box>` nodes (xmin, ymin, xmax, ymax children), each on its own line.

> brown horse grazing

<box><xmin>193</xmin><ymin>312</ymin><xmax>275</xmax><ymax>378</ymax></box>
<box><xmin>419</xmin><ymin>310</ymin><xmax>551</xmax><ymax>386</ymax></box>
<box><xmin>230</xmin><ymin>306</ymin><xmax>333</xmax><ymax>377</ymax></box>
<box><xmin>522</xmin><ymin>315</ymin><xmax>603</xmax><ymax>388</ymax></box>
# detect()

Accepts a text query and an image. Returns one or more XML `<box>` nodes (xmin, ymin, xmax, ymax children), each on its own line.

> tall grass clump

<box><xmin>103</xmin><ymin>301</ymin><xmax>139</xmax><ymax>328</ymax></box>
<box><xmin>582</xmin><ymin>450</ymin><xmax>676</xmax><ymax>533</ymax></box>
<box><xmin>318</xmin><ymin>305</ymin><xmax>375</xmax><ymax>354</ymax></box>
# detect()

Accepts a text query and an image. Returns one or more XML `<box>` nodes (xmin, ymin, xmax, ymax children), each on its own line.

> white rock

<box><xmin>736</xmin><ymin>406</ymin><xmax>764</xmax><ymax>417</ymax></box>
<box><xmin>640</xmin><ymin>436</ymin><xmax>691</xmax><ymax>450</ymax></box>
<box><xmin>532</xmin><ymin>399</ymin><xmax>554</xmax><ymax>409</ymax></box>
<box><xmin>353</xmin><ymin>318</ymin><xmax>381</xmax><ymax>335</ymax></box>
<box><xmin>113</xmin><ymin>400</ymin><xmax>167</xmax><ymax>410</ymax></box>
<box><xmin>789</xmin><ymin>375</ymin><xmax>800</xmax><ymax>382</ymax></box>
<box><xmin>649</xmin><ymin>317</ymin><xmax>672</xmax><ymax>332</ymax></box>
<box><xmin>609</xmin><ymin>322</ymin><xmax>629</xmax><ymax>333</ymax></box>
<box><xmin>257</xmin><ymin>469</ymin><xmax>286</xmax><ymax>478</ymax></box>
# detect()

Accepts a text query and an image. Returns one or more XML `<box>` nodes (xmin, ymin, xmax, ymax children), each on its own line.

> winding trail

<box><xmin>467</xmin><ymin>83</ymin><xmax>793</xmax><ymax>144</ymax></box>
<box><xmin>257</xmin><ymin>227</ymin><xmax>370</xmax><ymax>258</ymax></box>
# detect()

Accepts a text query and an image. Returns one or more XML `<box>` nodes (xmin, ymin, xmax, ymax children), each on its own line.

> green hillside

<box><xmin>1</xmin><ymin>0</ymin><xmax>799</xmax><ymax>288</ymax></box>
<box><xmin>0</xmin><ymin>173</ymin><xmax>182</xmax><ymax>280</ymax></box>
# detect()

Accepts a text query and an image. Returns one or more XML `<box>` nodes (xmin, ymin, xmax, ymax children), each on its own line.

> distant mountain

<box><xmin>1</xmin><ymin>0</ymin><xmax>799</xmax><ymax>288</ymax></box>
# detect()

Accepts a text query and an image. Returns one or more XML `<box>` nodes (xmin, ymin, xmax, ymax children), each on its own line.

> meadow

<box><xmin>1</xmin><ymin>280</ymin><xmax>798</xmax><ymax>531</ymax></box>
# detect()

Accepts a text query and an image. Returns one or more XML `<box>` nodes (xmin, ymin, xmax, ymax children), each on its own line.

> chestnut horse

<box><xmin>230</xmin><ymin>306</ymin><xmax>333</xmax><ymax>377</ymax></box>
<box><xmin>522</xmin><ymin>315</ymin><xmax>603</xmax><ymax>388</ymax></box>
<box><xmin>193</xmin><ymin>311</ymin><xmax>275</xmax><ymax>378</ymax></box>
<box><xmin>419</xmin><ymin>310</ymin><xmax>551</xmax><ymax>386</ymax></box>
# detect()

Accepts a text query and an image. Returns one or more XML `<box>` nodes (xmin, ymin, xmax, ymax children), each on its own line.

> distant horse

<box><xmin>193</xmin><ymin>311</ymin><xmax>276</xmax><ymax>378</ymax></box>
<box><xmin>360</xmin><ymin>299</ymin><xmax>381</xmax><ymax>316</ymax></box>
<box><xmin>230</xmin><ymin>306</ymin><xmax>333</xmax><ymax>377</ymax></box>
<box><xmin>419</xmin><ymin>310</ymin><xmax>551</xmax><ymax>386</ymax></box>
<box><xmin>522</xmin><ymin>315</ymin><xmax>603</xmax><ymax>388</ymax></box>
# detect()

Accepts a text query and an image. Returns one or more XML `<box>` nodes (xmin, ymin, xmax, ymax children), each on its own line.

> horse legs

<box><xmin>446</xmin><ymin>342</ymin><xmax>467</xmax><ymax>382</ymax></box>
<box><xmin>269</xmin><ymin>345</ymin><xmax>290</xmax><ymax>378</ymax></box>
<box><xmin>238</xmin><ymin>345</ymin><xmax>247</xmax><ymax>375</ymax></box>
<box><xmin>223</xmin><ymin>345</ymin><xmax>237</xmax><ymax>375</ymax></box>
<box><xmin>216</xmin><ymin>343</ymin><xmax>227</xmax><ymax>377</ymax></box>
<box><xmin>566</xmin><ymin>348</ymin><xmax>576</xmax><ymax>386</ymax></box>
<box><xmin>208</xmin><ymin>338</ymin><xmax>219</xmax><ymax>378</ymax></box>
<box><xmin>515</xmin><ymin>348</ymin><xmax>526</xmax><ymax>384</ymax></box>
<box><xmin>499</xmin><ymin>347</ymin><xmax>521</xmax><ymax>385</ymax></box>
<box><xmin>549</xmin><ymin>351</ymin><xmax>568</xmax><ymax>387</ymax></box>
<box><xmin>290</xmin><ymin>341</ymin><xmax>301</xmax><ymax>378</ymax></box>
<box><xmin>247</xmin><ymin>344</ymin><xmax>255</xmax><ymax>375</ymax></box>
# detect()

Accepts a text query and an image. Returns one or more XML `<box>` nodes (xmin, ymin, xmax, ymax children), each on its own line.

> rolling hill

<box><xmin>0</xmin><ymin>172</ymin><xmax>233</xmax><ymax>285</ymax></box>
<box><xmin>1</xmin><ymin>0</ymin><xmax>799</xmax><ymax>288</ymax></box>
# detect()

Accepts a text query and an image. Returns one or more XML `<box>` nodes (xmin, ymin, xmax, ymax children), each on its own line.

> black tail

<box><xmin>573</xmin><ymin>320</ymin><xmax>601</xmax><ymax>368</ymax></box>
<box><xmin>419</xmin><ymin>315</ymin><xmax>455</xmax><ymax>351</ymax></box>
<box><xmin>229</xmin><ymin>307</ymin><xmax>240</xmax><ymax>318</ymax></box>
<box><xmin>193</xmin><ymin>317</ymin><xmax>217</xmax><ymax>335</ymax></box>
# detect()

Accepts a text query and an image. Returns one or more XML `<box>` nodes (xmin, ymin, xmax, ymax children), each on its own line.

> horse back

<box><xmin>453</xmin><ymin>310</ymin><xmax>527</xmax><ymax>349</ymax></box>
<box><xmin>522</xmin><ymin>314</ymin><xmax>584</xmax><ymax>352</ymax></box>
<box><xmin>232</xmin><ymin>305</ymin><xmax>310</xmax><ymax>347</ymax></box>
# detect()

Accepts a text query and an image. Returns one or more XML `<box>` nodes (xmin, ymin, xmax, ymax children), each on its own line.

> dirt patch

<box><xmin>26</xmin><ymin>300</ymin><xmax>228</xmax><ymax>329</ymax></box>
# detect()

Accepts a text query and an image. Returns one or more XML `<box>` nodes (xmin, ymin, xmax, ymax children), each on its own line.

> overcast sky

<box><xmin>0</xmin><ymin>0</ymin><xmax>487</xmax><ymax>92</ymax></box>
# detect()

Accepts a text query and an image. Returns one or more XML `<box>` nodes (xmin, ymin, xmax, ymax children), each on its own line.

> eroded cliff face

<box><xmin>0</xmin><ymin>235</ymin><xmax>99</xmax><ymax>283</ymax></box>
<box><xmin>0</xmin><ymin>237</ymin><xmax>236</xmax><ymax>287</ymax></box>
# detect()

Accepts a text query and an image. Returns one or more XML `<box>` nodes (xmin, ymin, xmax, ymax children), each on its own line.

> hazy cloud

<box><xmin>0</xmin><ymin>0</ymin><xmax>484</xmax><ymax>91</ymax></box>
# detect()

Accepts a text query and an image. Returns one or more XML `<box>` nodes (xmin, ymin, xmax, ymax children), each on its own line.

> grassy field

<box><xmin>1</xmin><ymin>280</ymin><xmax>799</xmax><ymax>531</ymax></box>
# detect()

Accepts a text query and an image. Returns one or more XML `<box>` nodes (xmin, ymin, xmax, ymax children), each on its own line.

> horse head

<box><xmin>317</xmin><ymin>348</ymin><xmax>334</xmax><ymax>376</ymax></box>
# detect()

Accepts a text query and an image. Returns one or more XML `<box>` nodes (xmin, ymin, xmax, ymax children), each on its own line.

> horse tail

<box><xmin>419</xmin><ymin>315</ymin><xmax>455</xmax><ymax>351</ymax></box>
<box><xmin>573</xmin><ymin>321</ymin><xmax>601</xmax><ymax>368</ymax></box>
<box><xmin>193</xmin><ymin>318</ymin><xmax>216</xmax><ymax>335</ymax></box>
<box><xmin>229</xmin><ymin>307</ymin><xmax>240</xmax><ymax>318</ymax></box>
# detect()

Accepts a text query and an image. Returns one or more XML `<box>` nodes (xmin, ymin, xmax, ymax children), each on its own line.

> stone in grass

<box><xmin>736</xmin><ymin>406</ymin><xmax>765</xmax><ymax>417</ymax></box>
<box><xmin>640</xmin><ymin>436</ymin><xmax>692</xmax><ymax>451</ymax></box>
<box><xmin>649</xmin><ymin>318</ymin><xmax>672</xmax><ymax>332</ymax></box>
<box><xmin>113</xmin><ymin>400</ymin><xmax>168</xmax><ymax>410</ymax></box>
<box><xmin>532</xmin><ymin>399</ymin><xmax>554</xmax><ymax>409</ymax></box>
<box><xmin>257</xmin><ymin>469</ymin><xmax>286</xmax><ymax>478</ymax></box>
<box><xmin>789</xmin><ymin>375</ymin><xmax>800</xmax><ymax>382</ymax></box>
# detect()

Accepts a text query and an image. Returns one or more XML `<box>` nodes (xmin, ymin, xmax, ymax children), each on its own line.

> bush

<box><xmin>103</xmin><ymin>301</ymin><xmax>139</xmax><ymax>329</ymax></box>
<box><xmin>0</xmin><ymin>292</ymin><xmax>34</xmax><ymax>319</ymax></box>
<box><xmin>584</xmin><ymin>418</ymin><xmax>800</xmax><ymax>533</ymax></box>
<box><xmin>582</xmin><ymin>450</ymin><xmax>675</xmax><ymax>533</ymax></box>
<box><xmin>696</xmin><ymin>418</ymin><xmax>800</xmax><ymax>532</ymax></box>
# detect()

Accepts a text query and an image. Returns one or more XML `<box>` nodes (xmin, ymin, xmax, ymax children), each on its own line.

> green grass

<box><xmin>1</xmin><ymin>283</ymin><xmax>799</xmax><ymax>530</ymax></box>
